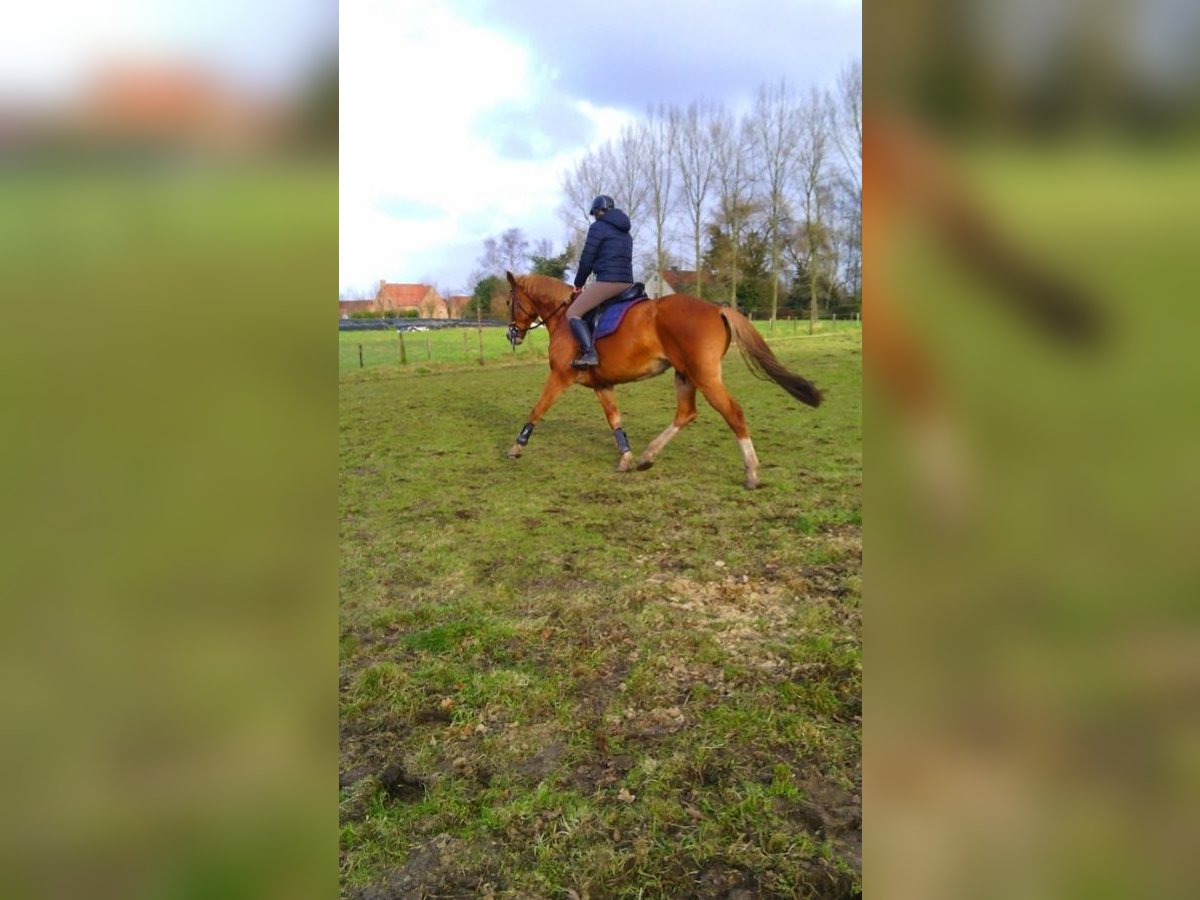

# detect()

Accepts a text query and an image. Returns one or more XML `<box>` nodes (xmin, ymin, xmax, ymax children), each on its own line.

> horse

<box><xmin>503</xmin><ymin>271</ymin><xmax>822</xmax><ymax>489</ymax></box>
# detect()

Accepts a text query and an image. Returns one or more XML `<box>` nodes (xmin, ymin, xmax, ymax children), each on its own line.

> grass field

<box><xmin>339</xmin><ymin>324</ymin><xmax>862</xmax><ymax>898</ymax></box>
<box><xmin>339</xmin><ymin>324</ymin><xmax>551</xmax><ymax>373</ymax></box>
<box><xmin>339</xmin><ymin>318</ymin><xmax>861</xmax><ymax>374</ymax></box>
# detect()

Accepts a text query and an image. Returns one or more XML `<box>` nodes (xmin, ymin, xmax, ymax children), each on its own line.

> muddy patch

<box><xmin>688</xmin><ymin>865</ymin><xmax>761</xmax><ymax>899</ymax></box>
<box><xmin>512</xmin><ymin>739</ymin><xmax>567</xmax><ymax>782</ymax></box>
<box><xmin>346</xmin><ymin>835</ymin><xmax>498</xmax><ymax>900</ymax></box>
<box><xmin>796</xmin><ymin>771</ymin><xmax>862</xmax><ymax>874</ymax></box>
<box><xmin>568</xmin><ymin>753</ymin><xmax>637</xmax><ymax>796</ymax></box>
<box><xmin>339</xmin><ymin>762</ymin><xmax>431</xmax><ymax>825</ymax></box>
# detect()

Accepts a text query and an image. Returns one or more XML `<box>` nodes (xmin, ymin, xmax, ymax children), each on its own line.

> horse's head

<box><xmin>505</xmin><ymin>271</ymin><xmax>539</xmax><ymax>346</ymax></box>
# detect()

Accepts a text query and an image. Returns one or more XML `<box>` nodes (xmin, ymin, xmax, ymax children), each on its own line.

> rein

<box><xmin>508</xmin><ymin>288</ymin><xmax>570</xmax><ymax>333</ymax></box>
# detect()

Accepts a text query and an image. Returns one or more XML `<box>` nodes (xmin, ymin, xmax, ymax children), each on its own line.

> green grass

<box><xmin>339</xmin><ymin>325</ymin><xmax>861</xmax><ymax>898</ymax></box>
<box><xmin>339</xmin><ymin>324</ymin><xmax>551</xmax><ymax>372</ymax></box>
<box><xmin>339</xmin><ymin>317</ymin><xmax>860</xmax><ymax>374</ymax></box>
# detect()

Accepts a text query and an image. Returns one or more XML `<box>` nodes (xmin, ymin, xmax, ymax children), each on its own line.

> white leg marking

<box><xmin>638</xmin><ymin>424</ymin><xmax>680</xmax><ymax>468</ymax></box>
<box><xmin>739</xmin><ymin>437</ymin><xmax>760</xmax><ymax>489</ymax></box>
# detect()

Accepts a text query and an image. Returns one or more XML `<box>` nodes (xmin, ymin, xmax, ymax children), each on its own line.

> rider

<box><xmin>567</xmin><ymin>194</ymin><xmax>634</xmax><ymax>368</ymax></box>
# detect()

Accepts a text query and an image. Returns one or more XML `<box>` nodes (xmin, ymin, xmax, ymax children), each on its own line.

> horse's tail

<box><xmin>721</xmin><ymin>308</ymin><xmax>823</xmax><ymax>408</ymax></box>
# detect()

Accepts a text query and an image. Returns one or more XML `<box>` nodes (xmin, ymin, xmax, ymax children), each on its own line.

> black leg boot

<box><xmin>568</xmin><ymin>317</ymin><xmax>599</xmax><ymax>368</ymax></box>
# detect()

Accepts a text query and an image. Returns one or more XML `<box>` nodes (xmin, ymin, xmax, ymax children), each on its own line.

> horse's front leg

<box><xmin>593</xmin><ymin>386</ymin><xmax>634</xmax><ymax>472</ymax></box>
<box><xmin>508</xmin><ymin>373</ymin><xmax>572</xmax><ymax>458</ymax></box>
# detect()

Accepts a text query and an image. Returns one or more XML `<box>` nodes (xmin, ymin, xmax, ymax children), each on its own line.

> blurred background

<box><xmin>0</xmin><ymin>2</ymin><xmax>336</xmax><ymax>898</ymax></box>
<box><xmin>866</xmin><ymin>0</ymin><xmax>1200</xmax><ymax>897</ymax></box>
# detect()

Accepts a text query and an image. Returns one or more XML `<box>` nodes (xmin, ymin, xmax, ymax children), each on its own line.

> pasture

<box><xmin>339</xmin><ymin>323</ymin><xmax>551</xmax><ymax>373</ymax></box>
<box><xmin>339</xmin><ymin>324</ymin><xmax>862</xmax><ymax>898</ymax></box>
<box><xmin>338</xmin><ymin>317</ymin><xmax>859</xmax><ymax>374</ymax></box>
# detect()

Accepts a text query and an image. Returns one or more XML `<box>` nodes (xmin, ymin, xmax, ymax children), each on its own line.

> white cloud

<box><xmin>339</xmin><ymin>1</ymin><xmax>634</xmax><ymax>291</ymax></box>
<box><xmin>340</xmin><ymin>0</ymin><xmax>859</xmax><ymax>293</ymax></box>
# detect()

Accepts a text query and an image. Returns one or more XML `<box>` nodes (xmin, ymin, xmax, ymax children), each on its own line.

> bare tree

<box><xmin>559</xmin><ymin>149</ymin><xmax>608</xmax><ymax>251</ymax></box>
<box><xmin>641</xmin><ymin>105</ymin><xmax>677</xmax><ymax>296</ymax></box>
<box><xmin>750</xmin><ymin>79</ymin><xmax>802</xmax><ymax>322</ymax></box>
<box><xmin>477</xmin><ymin>236</ymin><xmax>504</xmax><ymax>277</ymax></box>
<box><xmin>498</xmin><ymin>228</ymin><xmax>530</xmax><ymax>272</ymax></box>
<box><xmin>601</xmin><ymin>124</ymin><xmax>651</xmax><ymax>248</ymax></box>
<box><xmin>833</xmin><ymin>60</ymin><xmax>862</xmax><ymax>194</ymax></box>
<box><xmin>531</xmin><ymin>237</ymin><xmax>552</xmax><ymax>259</ymax></box>
<box><xmin>712</xmin><ymin>105</ymin><xmax>757</xmax><ymax>309</ymax></box>
<box><xmin>474</xmin><ymin>228</ymin><xmax>531</xmax><ymax>278</ymax></box>
<box><xmin>834</xmin><ymin>173</ymin><xmax>862</xmax><ymax>305</ymax></box>
<box><xmin>562</xmin><ymin>152</ymin><xmax>605</xmax><ymax>220</ymax></box>
<box><xmin>675</xmin><ymin>100</ymin><xmax>720</xmax><ymax>299</ymax></box>
<box><xmin>558</xmin><ymin>127</ymin><xmax>653</xmax><ymax>284</ymax></box>
<box><xmin>792</xmin><ymin>88</ymin><xmax>836</xmax><ymax>334</ymax></box>
<box><xmin>550</xmin><ymin>73</ymin><xmax>851</xmax><ymax>313</ymax></box>
<box><xmin>833</xmin><ymin>59</ymin><xmax>863</xmax><ymax>304</ymax></box>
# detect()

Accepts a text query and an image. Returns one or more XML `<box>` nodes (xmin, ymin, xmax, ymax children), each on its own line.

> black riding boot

<box><xmin>568</xmin><ymin>317</ymin><xmax>599</xmax><ymax>368</ymax></box>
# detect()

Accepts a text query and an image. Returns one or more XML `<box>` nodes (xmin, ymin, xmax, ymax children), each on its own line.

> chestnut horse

<box><xmin>503</xmin><ymin>271</ymin><xmax>822</xmax><ymax>488</ymax></box>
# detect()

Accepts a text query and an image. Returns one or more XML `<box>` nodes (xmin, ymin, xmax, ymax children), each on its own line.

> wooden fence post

<box><xmin>358</xmin><ymin>344</ymin><xmax>363</xmax><ymax>368</ymax></box>
<box><xmin>477</xmin><ymin>306</ymin><xmax>485</xmax><ymax>365</ymax></box>
<box><xmin>398</xmin><ymin>332</ymin><xmax>407</xmax><ymax>365</ymax></box>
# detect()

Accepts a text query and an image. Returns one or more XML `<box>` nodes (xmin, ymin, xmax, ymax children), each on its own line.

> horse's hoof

<box><xmin>616</xmin><ymin>452</ymin><xmax>633</xmax><ymax>472</ymax></box>
<box><xmin>743</xmin><ymin>477</ymin><xmax>760</xmax><ymax>490</ymax></box>
<box><xmin>636</xmin><ymin>458</ymin><xmax>654</xmax><ymax>471</ymax></box>
<box><xmin>507</xmin><ymin>446</ymin><xmax>522</xmax><ymax>459</ymax></box>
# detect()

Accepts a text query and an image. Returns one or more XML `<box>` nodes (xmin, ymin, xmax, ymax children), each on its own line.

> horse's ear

<box><xmin>506</xmin><ymin>271</ymin><xmax>516</xmax><ymax>287</ymax></box>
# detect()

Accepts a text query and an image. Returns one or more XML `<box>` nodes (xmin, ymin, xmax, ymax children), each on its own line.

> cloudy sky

<box><xmin>340</xmin><ymin>0</ymin><xmax>861</xmax><ymax>296</ymax></box>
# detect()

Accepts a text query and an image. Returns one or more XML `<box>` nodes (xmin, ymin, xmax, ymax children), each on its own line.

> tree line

<box><xmin>470</xmin><ymin>60</ymin><xmax>861</xmax><ymax>326</ymax></box>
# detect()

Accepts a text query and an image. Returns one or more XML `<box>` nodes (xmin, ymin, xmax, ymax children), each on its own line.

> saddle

<box><xmin>582</xmin><ymin>282</ymin><xmax>650</xmax><ymax>340</ymax></box>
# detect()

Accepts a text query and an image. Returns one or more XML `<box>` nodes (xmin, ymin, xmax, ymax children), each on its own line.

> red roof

<box><xmin>377</xmin><ymin>282</ymin><xmax>431</xmax><ymax>307</ymax></box>
<box><xmin>88</xmin><ymin>66</ymin><xmax>225</xmax><ymax>120</ymax></box>
<box><xmin>71</xmin><ymin>63</ymin><xmax>283</xmax><ymax>151</ymax></box>
<box><xmin>660</xmin><ymin>269</ymin><xmax>699</xmax><ymax>291</ymax></box>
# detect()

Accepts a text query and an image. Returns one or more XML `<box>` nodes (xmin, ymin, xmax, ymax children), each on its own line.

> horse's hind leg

<box><xmin>692</xmin><ymin>374</ymin><xmax>760</xmax><ymax>489</ymax></box>
<box><xmin>593</xmin><ymin>387</ymin><xmax>634</xmax><ymax>471</ymax></box>
<box><xmin>637</xmin><ymin>372</ymin><xmax>698</xmax><ymax>471</ymax></box>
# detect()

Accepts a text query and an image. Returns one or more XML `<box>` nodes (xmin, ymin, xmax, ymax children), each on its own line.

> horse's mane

<box><xmin>519</xmin><ymin>273</ymin><xmax>571</xmax><ymax>301</ymax></box>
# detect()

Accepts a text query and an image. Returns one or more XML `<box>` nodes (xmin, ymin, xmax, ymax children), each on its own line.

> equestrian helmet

<box><xmin>589</xmin><ymin>194</ymin><xmax>615</xmax><ymax>215</ymax></box>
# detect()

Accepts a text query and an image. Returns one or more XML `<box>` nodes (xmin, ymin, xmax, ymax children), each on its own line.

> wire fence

<box><xmin>338</xmin><ymin>317</ymin><xmax>506</xmax><ymax>332</ymax></box>
<box><xmin>338</xmin><ymin>316</ymin><xmax>861</xmax><ymax>373</ymax></box>
<box><xmin>339</xmin><ymin>323</ymin><xmax>549</xmax><ymax>372</ymax></box>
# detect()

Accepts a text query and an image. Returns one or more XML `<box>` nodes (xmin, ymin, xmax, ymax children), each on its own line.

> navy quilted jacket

<box><xmin>573</xmin><ymin>208</ymin><xmax>633</xmax><ymax>287</ymax></box>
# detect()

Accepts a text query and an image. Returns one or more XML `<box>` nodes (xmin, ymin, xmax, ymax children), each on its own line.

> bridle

<box><xmin>506</xmin><ymin>286</ymin><xmax>569</xmax><ymax>345</ymax></box>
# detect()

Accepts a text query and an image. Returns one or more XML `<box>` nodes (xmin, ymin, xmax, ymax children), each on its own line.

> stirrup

<box><xmin>572</xmin><ymin>351</ymin><xmax>599</xmax><ymax>369</ymax></box>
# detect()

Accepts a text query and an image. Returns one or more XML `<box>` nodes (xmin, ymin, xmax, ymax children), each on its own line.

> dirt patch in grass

<box><xmin>512</xmin><ymin>739</ymin><xmax>568</xmax><ymax>782</ymax></box>
<box><xmin>346</xmin><ymin>835</ymin><xmax>499</xmax><ymax>900</ymax></box>
<box><xmin>795</xmin><ymin>769</ymin><xmax>863</xmax><ymax>874</ymax></box>
<box><xmin>688</xmin><ymin>865</ymin><xmax>763</xmax><ymax>899</ymax></box>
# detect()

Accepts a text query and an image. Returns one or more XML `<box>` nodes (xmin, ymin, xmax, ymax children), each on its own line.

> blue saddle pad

<box><xmin>588</xmin><ymin>295</ymin><xmax>650</xmax><ymax>340</ymax></box>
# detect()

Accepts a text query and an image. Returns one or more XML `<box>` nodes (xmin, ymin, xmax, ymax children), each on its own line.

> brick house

<box><xmin>71</xmin><ymin>64</ymin><xmax>284</xmax><ymax>154</ymax></box>
<box><xmin>338</xmin><ymin>299</ymin><xmax>375</xmax><ymax>318</ymax></box>
<box><xmin>658</xmin><ymin>268</ymin><xmax>700</xmax><ymax>296</ymax></box>
<box><xmin>445</xmin><ymin>295</ymin><xmax>472</xmax><ymax>319</ymax></box>
<box><xmin>374</xmin><ymin>281</ymin><xmax>449</xmax><ymax>319</ymax></box>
